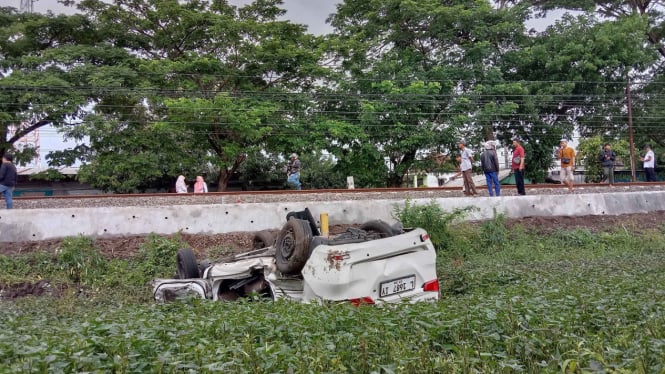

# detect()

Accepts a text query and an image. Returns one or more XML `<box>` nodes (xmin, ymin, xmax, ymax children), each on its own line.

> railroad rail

<box><xmin>12</xmin><ymin>182</ymin><xmax>665</xmax><ymax>201</ymax></box>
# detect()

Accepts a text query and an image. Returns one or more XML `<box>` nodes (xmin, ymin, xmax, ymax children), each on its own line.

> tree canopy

<box><xmin>1</xmin><ymin>0</ymin><xmax>663</xmax><ymax>191</ymax></box>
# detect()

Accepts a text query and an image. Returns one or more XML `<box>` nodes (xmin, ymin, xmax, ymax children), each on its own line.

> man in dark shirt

<box><xmin>480</xmin><ymin>141</ymin><xmax>501</xmax><ymax>197</ymax></box>
<box><xmin>599</xmin><ymin>143</ymin><xmax>616</xmax><ymax>186</ymax></box>
<box><xmin>0</xmin><ymin>153</ymin><xmax>18</xmax><ymax>209</ymax></box>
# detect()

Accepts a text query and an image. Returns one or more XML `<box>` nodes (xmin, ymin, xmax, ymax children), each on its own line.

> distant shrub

<box><xmin>136</xmin><ymin>233</ymin><xmax>188</xmax><ymax>279</ymax></box>
<box><xmin>56</xmin><ymin>235</ymin><xmax>107</xmax><ymax>286</ymax></box>
<box><xmin>479</xmin><ymin>209</ymin><xmax>508</xmax><ymax>251</ymax></box>
<box><xmin>393</xmin><ymin>199</ymin><xmax>473</xmax><ymax>251</ymax></box>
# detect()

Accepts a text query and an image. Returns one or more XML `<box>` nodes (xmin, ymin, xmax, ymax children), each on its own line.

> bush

<box><xmin>479</xmin><ymin>209</ymin><xmax>508</xmax><ymax>251</ymax></box>
<box><xmin>56</xmin><ymin>236</ymin><xmax>107</xmax><ymax>286</ymax></box>
<box><xmin>135</xmin><ymin>233</ymin><xmax>188</xmax><ymax>280</ymax></box>
<box><xmin>393</xmin><ymin>199</ymin><xmax>473</xmax><ymax>251</ymax></box>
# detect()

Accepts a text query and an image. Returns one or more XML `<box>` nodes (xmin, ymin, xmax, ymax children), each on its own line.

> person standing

<box><xmin>640</xmin><ymin>144</ymin><xmax>657</xmax><ymax>182</ymax></box>
<box><xmin>458</xmin><ymin>140</ymin><xmax>477</xmax><ymax>196</ymax></box>
<box><xmin>175</xmin><ymin>175</ymin><xmax>188</xmax><ymax>193</ymax></box>
<box><xmin>599</xmin><ymin>143</ymin><xmax>616</xmax><ymax>186</ymax></box>
<box><xmin>193</xmin><ymin>175</ymin><xmax>208</xmax><ymax>193</ymax></box>
<box><xmin>0</xmin><ymin>153</ymin><xmax>17</xmax><ymax>209</ymax></box>
<box><xmin>511</xmin><ymin>137</ymin><xmax>526</xmax><ymax>195</ymax></box>
<box><xmin>287</xmin><ymin>153</ymin><xmax>302</xmax><ymax>190</ymax></box>
<box><xmin>480</xmin><ymin>141</ymin><xmax>501</xmax><ymax>197</ymax></box>
<box><xmin>557</xmin><ymin>139</ymin><xmax>576</xmax><ymax>192</ymax></box>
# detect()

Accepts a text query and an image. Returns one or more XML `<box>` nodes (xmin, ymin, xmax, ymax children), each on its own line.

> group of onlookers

<box><xmin>459</xmin><ymin>138</ymin><xmax>658</xmax><ymax>196</ymax></box>
<box><xmin>0</xmin><ymin>139</ymin><xmax>658</xmax><ymax>210</ymax></box>
<box><xmin>175</xmin><ymin>175</ymin><xmax>208</xmax><ymax>193</ymax></box>
<box><xmin>172</xmin><ymin>153</ymin><xmax>302</xmax><ymax>193</ymax></box>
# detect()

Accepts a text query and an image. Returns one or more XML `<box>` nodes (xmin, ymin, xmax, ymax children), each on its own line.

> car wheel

<box><xmin>275</xmin><ymin>218</ymin><xmax>313</xmax><ymax>274</ymax></box>
<box><xmin>286</xmin><ymin>208</ymin><xmax>320</xmax><ymax>236</ymax></box>
<box><xmin>253</xmin><ymin>230</ymin><xmax>275</xmax><ymax>249</ymax></box>
<box><xmin>360</xmin><ymin>220</ymin><xmax>396</xmax><ymax>237</ymax></box>
<box><xmin>177</xmin><ymin>248</ymin><xmax>200</xmax><ymax>279</ymax></box>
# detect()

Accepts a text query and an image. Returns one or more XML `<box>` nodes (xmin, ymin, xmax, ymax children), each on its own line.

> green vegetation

<box><xmin>393</xmin><ymin>199</ymin><xmax>474</xmax><ymax>252</ymax></box>
<box><xmin>1</xmin><ymin>218</ymin><xmax>665</xmax><ymax>372</ymax></box>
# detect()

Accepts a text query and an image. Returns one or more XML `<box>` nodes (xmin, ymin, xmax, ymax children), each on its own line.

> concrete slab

<box><xmin>1</xmin><ymin>190</ymin><xmax>664</xmax><ymax>242</ymax></box>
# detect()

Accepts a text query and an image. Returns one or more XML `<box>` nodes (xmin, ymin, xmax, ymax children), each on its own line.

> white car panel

<box><xmin>301</xmin><ymin>228</ymin><xmax>438</xmax><ymax>303</ymax></box>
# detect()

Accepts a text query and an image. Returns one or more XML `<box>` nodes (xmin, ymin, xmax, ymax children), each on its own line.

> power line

<box><xmin>19</xmin><ymin>0</ymin><xmax>33</xmax><ymax>14</ymax></box>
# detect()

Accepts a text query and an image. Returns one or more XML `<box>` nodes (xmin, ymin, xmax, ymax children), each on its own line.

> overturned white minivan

<box><xmin>152</xmin><ymin>209</ymin><xmax>440</xmax><ymax>305</ymax></box>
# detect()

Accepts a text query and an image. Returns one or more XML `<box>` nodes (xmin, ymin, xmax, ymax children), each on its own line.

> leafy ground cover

<box><xmin>1</xmin><ymin>216</ymin><xmax>664</xmax><ymax>373</ymax></box>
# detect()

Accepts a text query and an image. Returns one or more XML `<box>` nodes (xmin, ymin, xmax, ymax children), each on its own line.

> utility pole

<box><xmin>626</xmin><ymin>80</ymin><xmax>636</xmax><ymax>182</ymax></box>
<box><xmin>20</xmin><ymin>0</ymin><xmax>34</xmax><ymax>14</ymax></box>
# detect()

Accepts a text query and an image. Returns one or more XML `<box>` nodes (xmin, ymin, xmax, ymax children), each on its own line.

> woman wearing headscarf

<box><xmin>175</xmin><ymin>175</ymin><xmax>188</xmax><ymax>193</ymax></box>
<box><xmin>193</xmin><ymin>175</ymin><xmax>208</xmax><ymax>193</ymax></box>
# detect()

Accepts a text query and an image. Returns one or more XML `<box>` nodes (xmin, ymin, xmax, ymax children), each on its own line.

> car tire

<box><xmin>286</xmin><ymin>208</ymin><xmax>320</xmax><ymax>236</ymax></box>
<box><xmin>360</xmin><ymin>220</ymin><xmax>396</xmax><ymax>237</ymax></box>
<box><xmin>253</xmin><ymin>230</ymin><xmax>275</xmax><ymax>249</ymax></box>
<box><xmin>177</xmin><ymin>248</ymin><xmax>200</xmax><ymax>279</ymax></box>
<box><xmin>275</xmin><ymin>218</ymin><xmax>313</xmax><ymax>274</ymax></box>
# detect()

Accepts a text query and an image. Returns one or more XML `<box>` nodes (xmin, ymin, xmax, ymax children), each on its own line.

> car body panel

<box><xmin>301</xmin><ymin>228</ymin><xmax>438</xmax><ymax>303</ymax></box>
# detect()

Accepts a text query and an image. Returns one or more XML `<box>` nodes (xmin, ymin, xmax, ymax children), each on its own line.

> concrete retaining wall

<box><xmin>1</xmin><ymin>191</ymin><xmax>664</xmax><ymax>242</ymax></box>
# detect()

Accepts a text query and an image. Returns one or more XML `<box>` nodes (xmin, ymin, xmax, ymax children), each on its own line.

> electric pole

<box><xmin>20</xmin><ymin>0</ymin><xmax>34</xmax><ymax>14</ymax></box>
<box><xmin>626</xmin><ymin>80</ymin><xmax>636</xmax><ymax>182</ymax></box>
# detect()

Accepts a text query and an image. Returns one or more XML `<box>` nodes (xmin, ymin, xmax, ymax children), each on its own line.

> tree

<box><xmin>498</xmin><ymin>13</ymin><xmax>656</xmax><ymax>180</ymax></box>
<box><xmin>61</xmin><ymin>0</ymin><xmax>326</xmax><ymax>191</ymax></box>
<box><xmin>0</xmin><ymin>7</ymin><xmax>135</xmax><ymax>163</ymax></box>
<box><xmin>509</xmin><ymin>0</ymin><xmax>665</xmax><ymax>59</ymax></box>
<box><xmin>327</xmin><ymin>0</ymin><xmax>530</xmax><ymax>186</ymax></box>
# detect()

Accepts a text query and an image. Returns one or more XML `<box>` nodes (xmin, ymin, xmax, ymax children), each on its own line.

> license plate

<box><xmin>380</xmin><ymin>275</ymin><xmax>416</xmax><ymax>297</ymax></box>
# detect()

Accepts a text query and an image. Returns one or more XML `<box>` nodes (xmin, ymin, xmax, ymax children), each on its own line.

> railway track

<box><xmin>14</xmin><ymin>182</ymin><xmax>665</xmax><ymax>201</ymax></box>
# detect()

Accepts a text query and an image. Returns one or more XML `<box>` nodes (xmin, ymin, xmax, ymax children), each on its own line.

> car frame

<box><xmin>153</xmin><ymin>209</ymin><xmax>440</xmax><ymax>305</ymax></box>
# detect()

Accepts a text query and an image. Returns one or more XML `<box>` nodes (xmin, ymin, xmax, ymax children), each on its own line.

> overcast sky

<box><xmin>1</xmin><ymin>0</ymin><xmax>563</xmax><ymax>36</ymax></box>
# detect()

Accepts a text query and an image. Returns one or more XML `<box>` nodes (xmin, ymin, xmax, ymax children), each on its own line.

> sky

<box><xmin>0</xmin><ymin>0</ymin><xmax>341</xmax><ymax>35</ymax></box>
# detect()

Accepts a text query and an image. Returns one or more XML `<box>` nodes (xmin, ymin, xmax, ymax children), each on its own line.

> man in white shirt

<box><xmin>457</xmin><ymin>140</ymin><xmax>477</xmax><ymax>196</ymax></box>
<box><xmin>640</xmin><ymin>144</ymin><xmax>657</xmax><ymax>182</ymax></box>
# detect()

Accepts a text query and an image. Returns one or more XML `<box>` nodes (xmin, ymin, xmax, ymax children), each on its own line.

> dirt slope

<box><xmin>1</xmin><ymin>213</ymin><xmax>663</xmax><ymax>259</ymax></box>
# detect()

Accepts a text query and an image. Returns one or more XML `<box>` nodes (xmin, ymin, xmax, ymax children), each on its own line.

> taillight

<box><xmin>349</xmin><ymin>297</ymin><xmax>375</xmax><ymax>306</ymax></box>
<box><xmin>423</xmin><ymin>279</ymin><xmax>439</xmax><ymax>292</ymax></box>
<box><xmin>420</xmin><ymin>233</ymin><xmax>430</xmax><ymax>242</ymax></box>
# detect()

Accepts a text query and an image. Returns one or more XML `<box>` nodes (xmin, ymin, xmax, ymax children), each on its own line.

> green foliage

<box><xmin>135</xmin><ymin>234</ymin><xmax>187</xmax><ymax>280</ymax></box>
<box><xmin>0</xmin><ymin>251</ymin><xmax>55</xmax><ymax>283</ymax></box>
<box><xmin>331</xmin><ymin>144</ymin><xmax>389</xmax><ymax>188</ymax></box>
<box><xmin>2</xmin><ymin>228</ymin><xmax>665</xmax><ymax>372</ymax></box>
<box><xmin>28</xmin><ymin>168</ymin><xmax>68</xmax><ymax>182</ymax></box>
<box><xmin>300</xmin><ymin>152</ymin><xmax>347</xmax><ymax>189</ymax></box>
<box><xmin>479</xmin><ymin>209</ymin><xmax>508</xmax><ymax>251</ymax></box>
<box><xmin>236</xmin><ymin>152</ymin><xmax>286</xmax><ymax>191</ymax></box>
<box><xmin>56</xmin><ymin>236</ymin><xmax>106</xmax><ymax>286</ymax></box>
<box><xmin>577</xmin><ymin>136</ymin><xmax>630</xmax><ymax>183</ymax></box>
<box><xmin>392</xmin><ymin>199</ymin><xmax>473</xmax><ymax>251</ymax></box>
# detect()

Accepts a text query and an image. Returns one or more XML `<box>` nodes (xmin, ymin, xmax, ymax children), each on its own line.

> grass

<box><xmin>1</xmin><ymin>216</ymin><xmax>665</xmax><ymax>373</ymax></box>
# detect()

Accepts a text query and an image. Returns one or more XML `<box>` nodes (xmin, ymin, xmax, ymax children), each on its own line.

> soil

<box><xmin>2</xmin><ymin>213</ymin><xmax>663</xmax><ymax>299</ymax></box>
